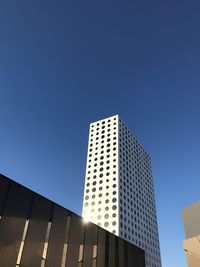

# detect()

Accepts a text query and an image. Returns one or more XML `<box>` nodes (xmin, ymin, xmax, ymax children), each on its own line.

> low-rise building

<box><xmin>0</xmin><ymin>173</ymin><xmax>145</xmax><ymax>267</ymax></box>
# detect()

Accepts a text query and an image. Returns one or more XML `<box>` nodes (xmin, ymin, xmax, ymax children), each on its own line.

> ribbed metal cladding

<box><xmin>0</xmin><ymin>173</ymin><xmax>145</xmax><ymax>267</ymax></box>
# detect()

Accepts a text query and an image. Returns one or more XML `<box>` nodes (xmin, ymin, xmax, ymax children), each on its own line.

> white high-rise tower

<box><xmin>82</xmin><ymin>115</ymin><xmax>162</xmax><ymax>267</ymax></box>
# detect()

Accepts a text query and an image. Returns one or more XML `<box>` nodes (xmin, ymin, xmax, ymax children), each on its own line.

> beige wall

<box><xmin>182</xmin><ymin>201</ymin><xmax>200</xmax><ymax>239</ymax></box>
<box><xmin>183</xmin><ymin>236</ymin><xmax>200</xmax><ymax>267</ymax></box>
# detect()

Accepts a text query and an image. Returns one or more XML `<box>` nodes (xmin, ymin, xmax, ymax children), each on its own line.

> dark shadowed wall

<box><xmin>0</xmin><ymin>173</ymin><xmax>145</xmax><ymax>267</ymax></box>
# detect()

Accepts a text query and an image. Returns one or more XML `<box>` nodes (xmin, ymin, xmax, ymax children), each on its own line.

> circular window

<box><xmin>104</xmin><ymin>222</ymin><xmax>109</xmax><ymax>227</ymax></box>
<box><xmin>112</xmin><ymin>213</ymin><xmax>116</xmax><ymax>218</ymax></box>
<box><xmin>112</xmin><ymin>198</ymin><xmax>117</xmax><ymax>203</ymax></box>
<box><xmin>112</xmin><ymin>221</ymin><xmax>116</xmax><ymax>226</ymax></box>
<box><xmin>112</xmin><ymin>205</ymin><xmax>117</xmax><ymax>210</ymax></box>
<box><xmin>104</xmin><ymin>214</ymin><xmax>109</xmax><ymax>219</ymax></box>
<box><xmin>85</xmin><ymin>196</ymin><xmax>89</xmax><ymax>200</ymax></box>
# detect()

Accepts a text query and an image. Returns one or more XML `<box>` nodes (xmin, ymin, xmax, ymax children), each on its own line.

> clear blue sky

<box><xmin>1</xmin><ymin>1</ymin><xmax>200</xmax><ymax>266</ymax></box>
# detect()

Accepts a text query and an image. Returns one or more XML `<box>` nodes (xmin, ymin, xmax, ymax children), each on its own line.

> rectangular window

<box><xmin>61</xmin><ymin>216</ymin><xmax>71</xmax><ymax>267</ymax></box>
<box><xmin>78</xmin><ymin>244</ymin><xmax>84</xmax><ymax>262</ymax></box>
<box><xmin>40</xmin><ymin>221</ymin><xmax>52</xmax><ymax>267</ymax></box>
<box><xmin>16</xmin><ymin>220</ymin><xmax>29</xmax><ymax>266</ymax></box>
<box><xmin>93</xmin><ymin>245</ymin><xmax>97</xmax><ymax>259</ymax></box>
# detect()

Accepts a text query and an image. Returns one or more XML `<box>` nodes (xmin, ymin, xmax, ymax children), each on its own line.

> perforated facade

<box><xmin>82</xmin><ymin>115</ymin><xmax>162</xmax><ymax>267</ymax></box>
